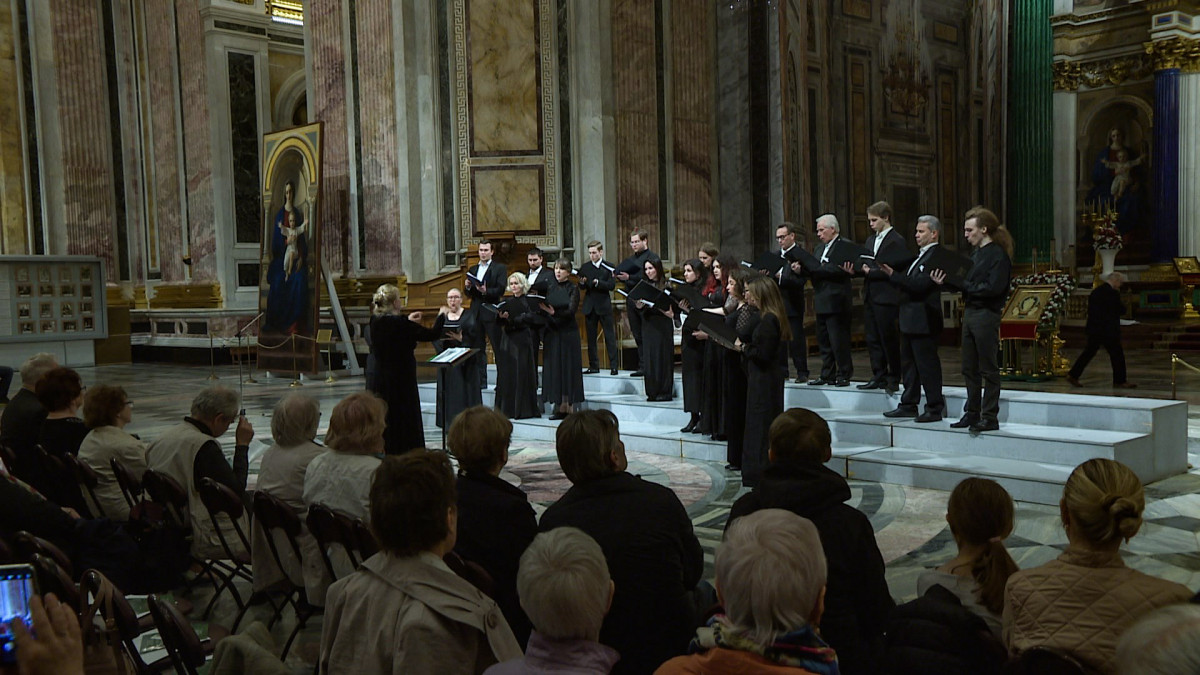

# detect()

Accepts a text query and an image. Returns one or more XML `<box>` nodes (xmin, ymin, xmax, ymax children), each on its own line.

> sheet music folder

<box><xmin>683</xmin><ymin>310</ymin><xmax>738</xmax><ymax>350</ymax></box>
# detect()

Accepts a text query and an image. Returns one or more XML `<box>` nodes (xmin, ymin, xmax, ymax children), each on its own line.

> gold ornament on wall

<box><xmin>1144</xmin><ymin>36</ymin><xmax>1200</xmax><ymax>72</ymax></box>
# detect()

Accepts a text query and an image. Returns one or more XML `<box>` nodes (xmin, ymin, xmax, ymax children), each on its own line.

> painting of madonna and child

<box><xmin>1080</xmin><ymin>102</ymin><xmax>1153</xmax><ymax>264</ymax></box>
<box><xmin>257</xmin><ymin>123</ymin><xmax>323</xmax><ymax>375</ymax></box>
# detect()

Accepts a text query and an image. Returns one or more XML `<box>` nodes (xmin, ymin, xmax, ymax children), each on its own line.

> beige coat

<box><xmin>1003</xmin><ymin>546</ymin><xmax>1193</xmax><ymax>674</ymax></box>
<box><xmin>319</xmin><ymin>552</ymin><xmax>522</xmax><ymax>675</ymax></box>
<box><xmin>249</xmin><ymin>441</ymin><xmax>330</xmax><ymax>602</ymax></box>
<box><xmin>79</xmin><ymin>425</ymin><xmax>147</xmax><ymax>521</ymax></box>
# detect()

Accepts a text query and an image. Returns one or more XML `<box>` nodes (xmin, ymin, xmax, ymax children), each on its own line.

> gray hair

<box><xmin>816</xmin><ymin>214</ymin><xmax>840</xmax><ymax>233</ymax></box>
<box><xmin>19</xmin><ymin>352</ymin><xmax>59</xmax><ymax>386</ymax></box>
<box><xmin>716</xmin><ymin>509</ymin><xmax>827</xmax><ymax>645</ymax></box>
<box><xmin>271</xmin><ymin>393</ymin><xmax>320</xmax><ymax>447</ymax></box>
<box><xmin>190</xmin><ymin>386</ymin><xmax>240</xmax><ymax>421</ymax></box>
<box><xmin>917</xmin><ymin>215</ymin><xmax>941</xmax><ymax>233</ymax></box>
<box><xmin>1116</xmin><ymin>604</ymin><xmax>1200</xmax><ymax>675</ymax></box>
<box><xmin>518</xmin><ymin>527</ymin><xmax>611</xmax><ymax>641</ymax></box>
<box><xmin>1107</xmin><ymin>271</ymin><xmax>1126</xmax><ymax>284</ymax></box>
<box><xmin>507</xmin><ymin>272</ymin><xmax>530</xmax><ymax>294</ymax></box>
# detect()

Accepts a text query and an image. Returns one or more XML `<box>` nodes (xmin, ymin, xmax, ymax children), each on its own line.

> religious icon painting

<box><xmin>83</xmin><ymin>317</ymin><xmax>94</xmax><ymax>331</ymax></box>
<box><xmin>17</xmin><ymin>302</ymin><xmax>30</xmax><ymax>319</ymax></box>
<box><xmin>40</xmin><ymin>320</ymin><xmax>55</xmax><ymax>333</ymax></box>
<box><xmin>14</xmin><ymin>266</ymin><xmax>29</xmax><ymax>282</ymax></box>
<box><xmin>39</xmin><ymin>284</ymin><xmax>54</xmax><ymax>296</ymax></box>
<box><xmin>257</xmin><ymin>122</ymin><xmax>323</xmax><ymax>376</ymax></box>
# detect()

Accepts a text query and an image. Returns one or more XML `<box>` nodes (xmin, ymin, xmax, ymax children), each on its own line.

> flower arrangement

<box><xmin>1009</xmin><ymin>272</ymin><xmax>1077</xmax><ymax>332</ymax></box>
<box><xmin>1093</xmin><ymin>225</ymin><xmax>1123</xmax><ymax>251</ymax></box>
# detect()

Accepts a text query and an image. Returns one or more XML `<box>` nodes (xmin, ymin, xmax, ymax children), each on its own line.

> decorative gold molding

<box><xmin>265</xmin><ymin>0</ymin><xmax>302</xmax><ymax>23</ymax></box>
<box><xmin>1052</xmin><ymin>61</ymin><xmax>1081</xmax><ymax>91</ymax></box>
<box><xmin>149</xmin><ymin>283</ymin><xmax>223</xmax><ymax>309</ymax></box>
<box><xmin>1052</xmin><ymin>53</ymin><xmax>1155</xmax><ymax>91</ymax></box>
<box><xmin>1145</xmin><ymin>36</ymin><xmax>1200</xmax><ymax>72</ymax></box>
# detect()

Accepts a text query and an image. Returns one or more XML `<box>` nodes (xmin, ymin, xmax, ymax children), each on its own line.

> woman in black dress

<box><xmin>720</xmin><ymin>268</ymin><xmax>754</xmax><ymax>470</ymax></box>
<box><xmin>678</xmin><ymin>259</ymin><xmax>709</xmax><ymax>431</ymax></box>
<box><xmin>432</xmin><ymin>288</ymin><xmax>482</xmax><ymax>429</ymax></box>
<box><xmin>737</xmin><ymin>275</ymin><xmax>790</xmax><ymax>487</ymax></box>
<box><xmin>696</xmin><ymin>255</ymin><xmax>736</xmax><ymax>439</ymax></box>
<box><xmin>636</xmin><ymin>258</ymin><xmax>675</xmax><ymax>402</ymax></box>
<box><xmin>539</xmin><ymin>260</ymin><xmax>585</xmax><ymax>420</ymax></box>
<box><xmin>367</xmin><ymin>283</ymin><xmax>442</xmax><ymax>454</ymax></box>
<box><xmin>495</xmin><ymin>272</ymin><xmax>543</xmax><ymax>419</ymax></box>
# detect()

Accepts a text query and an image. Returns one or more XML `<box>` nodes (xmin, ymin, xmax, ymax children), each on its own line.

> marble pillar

<box><xmin>355</xmin><ymin>0</ymin><xmax>402</xmax><ymax>275</ymax></box>
<box><xmin>174</xmin><ymin>0</ymin><xmax>217</xmax><ymax>282</ymax></box>
<box><xmin>144</xmin><ymin>2</ymin><xmax>186</xmax><ymax>283</ymax></box>
<box><xmin>612</xmin><ymin>0</ymin><xmax>662</xmax><ymax>250</ymax></box>
<box><xmin>1052</xmin><ymin>90</ymin><xmax>1077</xmax><ymax>259</ymax></box>
<box><xmin>1152</xmin><ymin>68</ymin><xmax>1180</xmax><ymax>262</ymax></box>
<box><xmin>1180</xmin><ymin>72</ymin><xmax>1200</xmax><ymax>258</ymax></box>
<box><xmin>670</xmin><ymin>0</ymin><xmax>714</xmax><ymax>259</ymax></box>
<box><xmin>1007</xmin><ymin>0</ymin><xmax>1054</xmax><ymax>262</ymax></box>
<box><xmin>110</xmin><ymin>0</ymin><xmax>146</xmax><ymax>284</ymax></box>
<box><xmin>571</xmin><ymin>0</ymin><xmax>618</xmax><ymax>250</ymax></box>
<box><xmin>716</xmin><ymin>4</ymin><xmax>750</xmax><ymax>258</ymax></box>
<box><xmin>0</xmin><ymin>3</ymin><xmax>28</xmax><ymax>254</ymax></box>
<box><xmin>305</xmin><ymin>0</ymin><xmax>352</xmax><ymax>275</ymax></box>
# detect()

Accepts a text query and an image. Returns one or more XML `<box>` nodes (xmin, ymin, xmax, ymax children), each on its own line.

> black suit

<box><xmin>525</xmin><ymin>266</ymin><xmax>550</xmax><ymax>360</ymax></box>
<box><xmin>811</xmin><ymin>238</ymin><xmax>854</xmax><ymax>381</ymax></box>
<box><xmin>578</xmin><ymin>260</ymin><xmax>618</xmax><ymax>370</ymax></box>
<box><xmin>1068</xmin><ymin>282</ymin><xmax>1128</xmax><ymax>384</ymax></box>
<box><xmin>861</xmin><ymin>229</ymin><xmax>905</xmax><ymax>387</ymax></box>
<box><xmin>889</xmin><ymin>246</ymin><xmax>945</xmax><ymax>415</ymax></box>
<box><xmin>465</xmin><ymin>260</ymin><xmax>507</xmax><ymax>386</ymax></box>
<box><xmin>776</xmin><ymin>245</ymin><xmax>809</xmax><ymax>380</ymax></box>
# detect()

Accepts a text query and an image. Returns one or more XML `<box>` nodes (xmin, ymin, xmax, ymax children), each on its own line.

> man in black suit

<box><xmin>880</xmin><ymin>215</ymin><xmax>947</xmax><ymax>422</ymax></box>
<box><xmin>614</xmin><ymin>228</ymin><xmax>658</xmax><ymax>377</ymax></box>
<box><xmin>799</xmin><ymin>214</ymin><xmax>853</xmax><ymax>386</ymax></box>
<box><xmin>774</xmin><ymin>222</ymin><xmax>809</xmax><ymax>383</ymax></box>
<box><xmin>852</xmin><ymin>201</ymin><xmax>905</xmax><ymax>394</ymax></box>
<box><xmin>1067</xmin><ymin>271</ymin><xmax>1135</xmax><ymax>389</ymax></box>
<box><xmin>579</xmin><ymin>240</ymin><xmax>619</xmax><ymax>375</ymax></box>
<box><xmin>525</xmin><ymin>247</ymin><xmax>549</xmax><ymax>361</ymax></box>
<box><xmin>464</xmin><ymin>239</ymin><xmax>507</xmax><ymax>388</ymax></box>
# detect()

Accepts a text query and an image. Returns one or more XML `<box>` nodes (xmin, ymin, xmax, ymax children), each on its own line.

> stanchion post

<box><xmin>289</xmin><ymin>333</ymin><xmax>302</xmax><ymax>387</ymax></box>
<box><xmin>207</xmin><ymin>333</ymin><xmax>219</xmax><ymax>380</ymax></box>
<box><xmin>1172</xmin><ymin>353</ymin><xmax>1178</xmax><ymax>401</ymax></box>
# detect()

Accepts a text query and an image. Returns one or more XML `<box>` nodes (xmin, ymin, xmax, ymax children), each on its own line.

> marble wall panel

<box><xmin>144</xmin><ymin>1</ymin><xmax>185</xmax><ymax>282</ymax></box>
<box><xmin>612</xmin><ymin>0</ymin><xmax>661</xmax><ymax>251</ymax></box>
<box><xmin>716</xmin><ymin>4</ymin><xmax>752</xmax><ymax>258</ymax></box>
<box><xmin>355</xmin><ymin>0</ymin><xmax>403</xmax><ymax>275</ymax></box>
<box><xmin>49</xmin><ymin>0</ymin><xmax>118</xmax><ymax>280</ymax></box>
<box><xmin>175</xmin><ymin>0</ymin><xmax>217</xmax><ymax>282</ymax></box>
<box><xmin>110</xmin><ymin>0</ymin><xmax>144</xmax><ymax>282</ymax></box>
<box><xmin>471</xmin><ymin>166</ymin><xmax>543</xmax><ymax>233</ymax></box>
<box><xmin>308</xmin><ymin>0</ymin><xmax>351</xmax><ymax>275</ymax></box>
<box><xmin>227</xmin><ymin>52</ymin><xmax>261</xmax><ymax>245</ymax></box>
<box><xmin>0</xmin><ymin>5</ymin><xmax>27</xmax><ymax>254</ymax></box>
<box><xmin>670</xmin><ymin>0</ymin><xmax>714</xmax><ymax>260</ymax></box>
<box><xmin>468</xmin><ymin>0</ymin><xmax>540</xmax><ymax>155</ymax></box>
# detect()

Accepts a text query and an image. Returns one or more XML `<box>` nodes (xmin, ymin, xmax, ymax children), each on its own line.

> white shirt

<box><xmin>873</xmin><ymin>226</ymin><xmax>893</xmax><ymax>255</ymax></box>
<box><xmin>819</xmin><ymin>235</ymin><xmax>840</xmax><ymax>263</ymax></box>
<box><xmin>528</xmin><ymin>266</ymin><xmax>542</xmax><ymax>284</ymax></box>
<box><xmin>907</xmin><ymin>242</ymin><xmax>938</xmax><ymax>275</ymax></box>
<box><xmin>477</xmin><ymin>260</ymin><xmax>490</xmax><ymax>280</ymax></box>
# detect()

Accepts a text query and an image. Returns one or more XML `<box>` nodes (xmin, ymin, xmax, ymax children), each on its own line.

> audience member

<box><xmin>251</xmin><ymin>393</ymin><xmax>329</xmax><ymax>603</ymax></box>
<box><xmin>146</xmin><ymin>385</ymin><xmax>254</xmax><ymax>559</ymax></box>
<box><xmin>450</xmin><ymin>406</ymin><xmax>537</xmax><ymax>648</ymax></box>
<box><xmin>1115</xmin><ymin>603</ymin><xmax>1200</xmax><ymax>675</ymax></box>
<box><xmin>10</xmin><ymin>593</ymin><xmax>85</xmax><ymax>675</ymax></box>
<box><xmin>918</xmin><ymin>477</ymin><xmax>1017</xmax><ymax>635</ymax></box>
<box><xmin>0</xmin><ymin>353</ymin><xmax>57</xmax><ymax>462</ymax></box>
<box><xmin>303</xmin><ymin>392</ymin><xmax>385</xmax><ymax>524</ymax></box>
<box><xmin>486</xmin><ymin>527</ymin><xmax>620</xmax><ymax>674</ymax></box>
<box><xmin>0</xmin><ymin>363</ymin><xmax>12</xmax><ymax>404</ymax></box>
<box><xmin>539</xmin><ymin>410</ymin><xmax>704</xmax><ymax>675</ymax></box>
<box><xmin>1003</xmin><ymin>458</ymin><xmax>1193</xmax><ymax>673</ymax></box>
<box><xmin>320</xmin><ymin>450</ymin><xmax>522</xmax><ymax>674</ymax></box>
<box><xmin>0</xmin><ymin>454</ymin><xmax>82</xmax><ymax>566</ymax></box>
<box><xmin>727</xmin><ymin>408</ymin><xmax>891</xmax><ymax>674</ymax></box>
<box><xmin>78</xmin><ymin>384</ymin><xmax>146</xmax><ymax>520</ymax></box>
<box><xmin>33</xmin><ymin>366</ymin><xmax>89</xmax><ymax>511</ymax></box>
<box><xmin>657</xmin><ymin>509</ymin><xmax>838</xmax><ymax>674</ymax></box>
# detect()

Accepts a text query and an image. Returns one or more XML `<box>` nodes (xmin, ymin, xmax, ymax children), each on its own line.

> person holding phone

<box><xmin>6</xmin><ymin>589</ymin><xmax>84</xmax><ymax>675</ymax></box>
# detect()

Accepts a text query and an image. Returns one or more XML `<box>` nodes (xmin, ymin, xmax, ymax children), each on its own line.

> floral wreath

<box><xmin>1008</xmin><ymin>272</ymin><xmax>1077</xmax><ymax>332</ymax></box>
<box><xmin>1093</xmin><ymin>225</ymin><xmax>1123</xmax><ymax>251</ymax></box>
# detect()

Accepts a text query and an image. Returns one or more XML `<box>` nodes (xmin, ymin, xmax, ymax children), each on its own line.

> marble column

<box><xmin>305</xmin><ymin>0</ymin><xmax>352</xmax><ymax>276</ymax></box>
<box><xmin>1152</xmin><ymin>68</ymin><xmax>1180</xmax><ymax>262</ymax></box>
<box><xmin>1006</xmin><ymin>0</ymin><xmax>1054</xmax><ymax>262</ymax></box>
<box><xmin>670</xmin><ymin>0</ymin><xmax>715</xmax><ymax>259</ymax></box>
<box><xmin>355</xmin><ymin>0</ymin><xmax>402</xmax><ymax>276</ymax></box>
<box><xmin>110</xmin><ymin>0</ymin><xmax>146</xmax><ymax>284</ymax></box>
<box><xmin>143</xmin><ymin>1</ymin><xmax>187</xmax><ymax>283</ymax></box>
<box><xmin>1178</xmin><ymin>71</ymin><xmax>1199</xmax><ymax>258</ymax></box>
<box><xmin>0</xmin><ymin>3</ymin><xmax>28</xmax><ymax>254</ymax></box>
<box><xmin>1052</xmin><ymin>89</ymin><xmax>1077</xmax><ymax>260</ymax></box>
<box><xmin>716</xmin><ymin>3</ymin><xmax>750</xmax><ymax>258</ymax></box>
<box><xmin>174</xmin><ymin>0</ymin><xmax>217</xmax><ymax>283</ymax></box>
<box><xmin>572</xmin><ymin>0</ymin><xmax>618</xmax><ymax>248</ymax></box>
<box><xmin>611</xmin><ymin>0</ymin><xmax>662</xmax><ymax>250</ymax></box>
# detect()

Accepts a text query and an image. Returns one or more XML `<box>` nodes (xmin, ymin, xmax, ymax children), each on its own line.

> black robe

<box><xmin>741</xmin><ymin>312</ymin><xmax>785</xmax><ymax>488</ymax></box>
<box><xmin>639</xmin><ymin>292</ymin><xmax>675</xmax><ymax>401</ymax></box>
<box><xmin>433</xmin><ymin>311</ymin><xmax>483</xmax><ymax>429</ymax></box>
<box><xmin>723</xmin><ymin>305</ymin><xmax>755</xmax><ymax>467</ymax></box>
<box><xmin>697</xmin><ymin>289</ymin><xmax>727</xmax><ymax>435</ymax></box>
<box><xmin>496</xmin><ymin>296</ymin><xmax>543</xmax><ymax>419</ymax></box>
<box><xmin>679</xmin><ymin>283</ymin><xmax>706</xmax><ymax>413</ymax></box>
<box><xmin>541</xmin><ymin>280</ymin><xmax>585</xmax><ymax>405</ymax></box>
<box><xmin>367</xmin><ymin>313</ymin><xmax>440</xmax><ymax>454</ymax></box>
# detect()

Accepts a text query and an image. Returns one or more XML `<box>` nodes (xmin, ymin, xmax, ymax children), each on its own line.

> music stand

<box><xmin>426</xmin><ymin>347</ymin><xmax>481</xmax><ymax>451</ymax></box>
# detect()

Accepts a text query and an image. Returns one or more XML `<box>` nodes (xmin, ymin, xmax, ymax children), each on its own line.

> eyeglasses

<box><xmin>775</xmin><ymin>234</ymin><xmax>790</xmax><ymax>240</ymax></box>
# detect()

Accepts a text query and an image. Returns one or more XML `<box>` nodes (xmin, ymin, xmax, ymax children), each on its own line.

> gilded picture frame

<box><xmin>1001</xmin><ymin>285</ymin><xmax>1056</xmax><ymax>325</ymax></box>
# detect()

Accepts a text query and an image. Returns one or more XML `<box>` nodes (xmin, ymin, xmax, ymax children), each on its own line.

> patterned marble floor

<box><xmin>34</xmin><ymin>351</ymin><xmax>1200</xmax><ymax>671</ymax></box>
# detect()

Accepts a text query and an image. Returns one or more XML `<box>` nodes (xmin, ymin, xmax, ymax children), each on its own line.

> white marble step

<box><xmin>889</xmin><ymin>420</ymin><xmax>1152</xmax><ymax>469</ymax></box>
<box><xmin>846</xmin><ymin>447</ymin><xmax>1076</xmax><ymax>505</ymax></box>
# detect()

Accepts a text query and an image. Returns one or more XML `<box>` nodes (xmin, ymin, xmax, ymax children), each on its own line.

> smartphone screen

<box><xmin>0</xmin><ymin>564</ymin><xmax>36</xmax><ymax>664</ymax></box>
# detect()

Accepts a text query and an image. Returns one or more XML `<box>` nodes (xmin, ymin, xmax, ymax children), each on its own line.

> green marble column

<box><xmin>1006</xmin><ymin>0</ymin><xmax>1054</xmax><ymax>263</ymax></box>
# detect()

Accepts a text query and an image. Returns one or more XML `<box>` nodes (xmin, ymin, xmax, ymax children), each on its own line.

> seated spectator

<box><xmin>539</xmin><ymin>410</ymin><xmax>705</xmax><ymax>675</ymax></box>
<box><xmin>0</xmin><ymin>454</ymin><xmax>83</xmax><ymax>566</ymax></box>
<box><xmin>303</xmin><ymin>392</ymin><xmax>385</xmax><ymax>523</ymax></box>
<box><xmin>1004</xmin><ymin>458</ymin><xmax>1193</xmax><ymax>673</ymax></box>
<box><xmin>657</xmin><ymin>509</ymin><xmax>838</xmax><ymax>674</ymax></box>
<box><xmin>1115</xmin><ymin>604</ymin><xmax>1200</xmax><ymax>675</ymax></box>
<box><xmin>10</xmin><ymin>593</ymin><xmax>85</xmax><ymax>675</ymax></box>
<box><xmin>77</xmin><ymin>385</ymin><xmax>145</xmax><ymax>521</ymax></box>
<box><xmin>727</xmin><ymin>408</ymin><xmax>892</xmax><ymax>673</ymax></box>
<box><xmin>0</xmin><ymin>363</ymin><xmax>12</xmax><ymax>404</ymax></box>
<box><xmin>450</xmin><ymin>405</ymin><xmax>537</xmax><ymax>647</ymax></box>
<box><xmin>146</xmin><ymin>385</ymin><xmax>254</xmax><ymax>559</ymax></box>
<box><xmin>917</xmin><ymin>477</ymin><xmax>1017</xmax><ymax>636</ymax></box>
<box><xmin>485</xmin><ymin>527</ymin><xmax>620</xmax><ymax>674</ymax></box>
<box><xmin>33</xmin><ymin>367</ymin><xmax>89</xmax><ymax>512</ymax></box>
<box><xmin>0</xmin><ymin>353</ymin><xmax>57</xmax><ymax>465</ymax></box>
<box><xmin>319</xmin><ymin>449</ymin><xmax>522</xmax><ymax>674</ymax></box>
<box><xmin>251</xmin><ymin>393</ymin><xmax>329</xmax><ymax>603</ymax></box>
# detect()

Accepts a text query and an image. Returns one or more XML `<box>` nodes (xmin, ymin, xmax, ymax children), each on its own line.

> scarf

<box><xmin>689</xmin><ymin>615</ymin><xmax>839</xmax><ymax>674</ymax></box>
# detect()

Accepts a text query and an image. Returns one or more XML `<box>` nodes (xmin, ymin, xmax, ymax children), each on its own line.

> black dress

<box><xmin>496</xmin><ymin>296</ymin><xmax>543</xmax><ymax>419</ymax></box>
<box><xmin>697</xmin><ymin>289</ymin><xmax>727</xmax><ymax>435</ymax></box>
<box><xmin>740</xmin><ymin>312</ymin><xmax>785</xmax><ymax>488</ymax></box>
<box><xmin>723</xmin><ymin>305</ymin><xmax>755</xmax><ymax>468</ymax></box>
<box><xmin>433</xmin><ymin>311</ymin><xmax>483</xmax><ymax>429</ymax></box>
<box><xmin>639</xmin><ymin>289</ymin><xmax>675</xmax><ymax>401</ymax></box>
<box><xmin>367</xmin><ymin>313</ymin><xmax>441</xmax><ymax>454</ymax></box>
<box><xmin>680</xmin><ymin>284</ymin><xmax>706</xmax><ymax>414</ymax></box>
<box><xmin>541</xmin><ymin>280</ymin><xmax>585</xmax><ymax>406</ymax></box>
